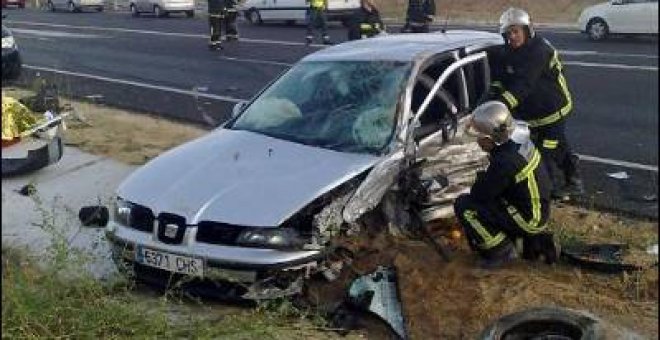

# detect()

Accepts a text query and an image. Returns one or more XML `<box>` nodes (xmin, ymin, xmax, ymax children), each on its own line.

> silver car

<box><xmin>106</xmin><ymin>30</ymin><xmax>504</xmax><ymax>299</ymax></box>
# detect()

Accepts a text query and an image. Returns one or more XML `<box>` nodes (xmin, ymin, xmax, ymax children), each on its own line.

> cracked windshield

<box><xmin>1</xmin><ymin>0</ymin><xmax>658</xmax><ymax>339</ymax></box>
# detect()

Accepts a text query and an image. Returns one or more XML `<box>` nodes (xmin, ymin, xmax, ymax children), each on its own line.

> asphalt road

<box><xmin>3</xmin><ymin>8</ymin><xmax>658</xmax><ymax>218</ymax></box>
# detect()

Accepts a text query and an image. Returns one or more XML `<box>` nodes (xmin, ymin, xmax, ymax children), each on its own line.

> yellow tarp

<box><xmin>2</xmin><ymin>96</ymin><xmax>43</xmax><ymax>140</ymax></box>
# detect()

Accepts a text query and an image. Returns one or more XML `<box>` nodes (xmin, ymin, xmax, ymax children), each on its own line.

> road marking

<box><xmin>577</xmin><ymin>154</ymin><xmax>658</xmax><ymax>172</ymax></box>
<box><xmin>563</xmin><ymin>61</ymin><xmax>658</xmax><ymax>71</ymax></box>
<box><xmin>215</xmin><ymin>56</ymin><xmax>293</xmax><ymax>67</ymax></box>
<box><xmin>17</xmin><ymin>64</ymin><xmax>660</xmax><ymax>173</ymax></box>
<box><xmin>5</xmin><ymin>20</ymin><xmax>326</xmax><ymax>47</ymax></box>
<box><xmin>559</xmin><ymin>49</ymin><xmax>658</xmax><ymax>59</ymax></box>
<box><xmin>11</xmin><ymin>28</ymin><xmax>104</xmax><ymax>38</ymax></box>
<box><xmin>23</xmin><ymin>64</ymin><xmax>246</xmax><ymax>103</ymax></box>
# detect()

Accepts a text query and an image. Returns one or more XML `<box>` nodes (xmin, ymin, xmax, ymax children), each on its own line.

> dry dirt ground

<box><xmin>3</xmin><ymin>88</ymin><xmax>658</xmax><ymax>338</ymax></box>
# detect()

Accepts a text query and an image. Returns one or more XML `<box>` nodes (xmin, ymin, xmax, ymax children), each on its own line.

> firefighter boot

<box><xmin>305</xmin><ymin>35</ymin><xmax>313</xmax><ymax>45</ymax></box>
<box><xmin>322</xmin><ymin>35</ymin><xmax>333</xmax><ymax>45</ymax></box>
<box><xmin>522</xmin><ymin>232</ymin><xmax>560</xmax><ymax>264</ymax></box>
<box><xmin>478</xmin><ymin>242</ymin><xmax>518</xmax><ymax>269</ymax></box>
<box><xmin>555</xmin><ymin>154</ymin><xmax>585</xmax><ymax>199</ymax></box>
<box><xmin>208</xmin><ymin>41</ymin><xmax>222</xmax><ymax>50</ymax></box>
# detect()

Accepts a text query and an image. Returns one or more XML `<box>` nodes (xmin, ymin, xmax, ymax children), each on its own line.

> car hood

<box><xmin>580</xmin><ymin>2</ymin><xmax>609</xmax><ymax>19</ymax></box>
<box><xmin>117</xmin><ymin>129</ymin><xmax>380</xmax><ymax>227</ymax></box>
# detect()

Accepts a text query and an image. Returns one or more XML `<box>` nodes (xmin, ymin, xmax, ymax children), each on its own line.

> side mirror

<box><xmin>232</xmin><ymin>101</ymin><xmax>248</xmax><ymax>118</ymax></box>
<box><xmin>79</xmin><ymin>205</ymin><xmax>109</xmax><ymax>228</ymax></box>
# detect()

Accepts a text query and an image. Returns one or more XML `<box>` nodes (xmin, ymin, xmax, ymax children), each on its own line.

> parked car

<box><xmin>2</xmin><ymin>24</ymin><xmax>21</xmax><ymax>81</ymax></box>
<box><xmin>129</xmin><ymin>0</ymin><xmax>195</xmax><ymax>17</ymax></box>
<box><xmin>241</xmin><ymin>0</ymin><xmax>359</xmax><ymax>25</ymax></box>
<box><xmin>105</xmin><ymin>31</ymin><xmax>506</xmax><ymax>300</ymax></box>
<box><xmin>577</xmin><ymin>0</ymin><xmax>659</xmax><ymax>41</ymax></box>
<box><xmin>47</xmin><ymin>0</ymin><xmax>104</xmax><ymax>12</ymax></box>
<box><xmin>1</xmin><ymin>0</ymin><xmax>26</xmax><ymax>8</ymax></box>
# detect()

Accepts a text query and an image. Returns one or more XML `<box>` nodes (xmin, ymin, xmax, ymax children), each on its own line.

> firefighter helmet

<box><xmin>466</xmin><ymin>101</ymin><xmax>514</xmax><ymax>145</ymax></box>
<box><xmin>499</xmin><ymin>7</ymin><xmax>535</xmax><ymax>38</ymax></box>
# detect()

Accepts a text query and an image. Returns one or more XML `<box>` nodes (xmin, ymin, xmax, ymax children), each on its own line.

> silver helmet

<box><xmin>499</xmin><ymin>7</ymin><xmax>535</xmax><ymax>38</ymax></box>
<box><xmin>466</xmin><ymin>101</ymin><xmax>514</xmax><ymax>145</ymax></box>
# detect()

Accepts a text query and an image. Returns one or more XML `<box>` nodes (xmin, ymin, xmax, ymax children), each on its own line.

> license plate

<box><xmin>136</xmin><ymin>246</ymin><xmax>204</xmax><ymax>277</ymax></box>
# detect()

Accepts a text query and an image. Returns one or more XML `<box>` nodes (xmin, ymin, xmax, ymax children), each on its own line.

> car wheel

<box><xmin>67</xmin><ymin>1</ymin><xmax>77</xmax><ymax>12</ymax></box>
<box><xmin>478</xmin><ymin>307</ymin><xmax>606</xmax><ymax>339</ymax></box>
<box><xmin>154</xmin><ymin>5</ymin><xmax>166</xmax><ymax>17</ymax></box>
<box><xmin>96</xmin><ymin>5</ymin><xmax>102</xmax><ymax>11</ymax></box>
<box><xmin>47</xmin><ymin>0</ymin><xmax>55</xmax><ymax>11</ymax></box>
<box><xmin>185</xmin><ymin>10</ymin><xmax>193</xmax><ymax>17</ymax></box>
<box><xmin>285</xmin><ymin>19</ymin><xmax>295</xmax><ymax>26</ymax></box>
<box><xmin>587</xmin><ymin>18</ymin><xmax>608</xmax><ymax>41</ymax></box>
<box><xmin>130</xmin><ymin>4</ymin><xmax>139</xmax><ymax>16</ymax></box>
<box><xmin>247</xmin><ymin>8</ymin><xmax>262</xmax><ymax>25</ymax></box>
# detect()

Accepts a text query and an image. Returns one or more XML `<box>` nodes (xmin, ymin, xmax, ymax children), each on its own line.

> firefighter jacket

<box><xmin>488</xmin><ymin>36</ymin><xmax>573</xmax><ymax>128</ymax></box>
<box><xmin>406</xmin><ymin>0</ymin><xmax>435</xmax><ymax>24</ymax></box>
<box><xmin>208</xmin><ymin>0</ymin><xmax>236</xmax><ymax>13</ymax></box>
<box><xmin>470</xmin><ymin>139</ymin><xmax>552</xmax><ymax>234</ymax></box>
<box><xmin>355</xmin><ymin>6</ymin><xmax>384</xmax><ymax>35</ymax></box>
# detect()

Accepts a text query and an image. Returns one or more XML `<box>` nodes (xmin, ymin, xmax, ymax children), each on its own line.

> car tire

<box><xmin>246</xmin><ymin>8</ymin><xmax>262</xmax><ymax>25</ymax></box>
<box><xmin>154</xmin><ymin>5</ymin><xmax>166</xmax><ymax>17</ymax></box>
<box><xmin>67</xmin><ymin>1</ymin><xmax>77</xmax><ymax>12</ymax></box>
<box><xmin>586</xmin><ymin>18</ymin><xmax>609</xmax><ymax>41</ymax></box>
<box><xmin>130</xmin><ymin>4</ymin><xmax>140</xmax><ymax>16</ymax></box>
<box><xmin>47</xmin><ymin>0</ymin><xmax>55</xmax><ymax>11</ymax></box>
<box><xmin>285</xmin><ymin>19</ymin><xmax>295</xmax><ymax>26</ymax></box>
<box><xmin>477</xmin><ymin>307</ymin><xmax>607</xmax><ymax>339</ymax></box>
<box><xmin>96</xmin><ymin>5</ymin><xmax>102</xmax><ymax>11</ymax></box>
<box><xmin>185</xmin><ymin>10</ymin><xmax>194</xmax><ymax>17</ymax></box>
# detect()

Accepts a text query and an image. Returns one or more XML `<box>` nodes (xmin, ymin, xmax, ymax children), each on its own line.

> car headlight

<box><xmin>2</xmin><ymin>36</ymin><xmax>16</xmax><ymax>49</ymax></box>
<box><xmin>236</xmin><ymin>228</ymin><xmax>303</xmax><ymax>250</ymax></box>
<box><xmin>113</xmin><ymin>197</ymin><xmax>134</xmax><ymax>227</ymax></box>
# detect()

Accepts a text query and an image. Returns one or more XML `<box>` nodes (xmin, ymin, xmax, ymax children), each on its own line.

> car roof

<box><xmin>302</xmin><ymin>30</ymin><xmax>504</xmax><ymax>63</ymax></box>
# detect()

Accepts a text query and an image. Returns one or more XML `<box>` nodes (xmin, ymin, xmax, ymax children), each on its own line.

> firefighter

<box><xmin>347</xmin><ymin>0</ymin><xmax>385</xmax><ymax>41</ymax></box>
<box><xmin>207</xmin><ymin>0</ymin><xmax>239</xmax><ymax>50</ymax></box>
<box><xmin>454</xmin><ymin>101</ymin><xmax>558</xmax><ymax>268</ymax></box>
<box><xmin>401</xmin><ymin>0</ymin><xmax>435</xmax><ymax>33</ymax></box>
<box><xmin>488</xmin><ymin>7</ymin><xmax>584</xmax><ymax>201</ymax></box>
<box><xmin>306</xmin><ymin>0</ymin><xmax>331</xmax><ymax>45</ymax></box>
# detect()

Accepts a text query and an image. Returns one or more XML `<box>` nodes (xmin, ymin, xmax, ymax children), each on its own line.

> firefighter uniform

<box><xmin>347</xmin><ymin>4</ymin><xmax>384</xmax><ymax>40</ymax></box>
<box><xmin>306</xmin><ymin>0</ymin><xmax>330</xmax><ymax>44</ymax></box>
<box><xmin>207</xmin><ymin>0</ymin><xmax>239</xmax><ymax>49</ymax></box>
<box><xmin>488</xmin><ymin>35</ymin><xmax>582</xmax><ymax>198</ymax></box>
<box><xmin>454</xmin><ymin>137</ymin><xmax>556</xmax><ymax>264</ymax></box>
<box><xmin>401</xmin><ymin>0</ymin><xmax>435</xmax><ymax>33</ymax></box>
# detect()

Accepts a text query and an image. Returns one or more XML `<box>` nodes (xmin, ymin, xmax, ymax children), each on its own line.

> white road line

<box><xmin>563</xmin><ymin>61</ymin><xmax>658</xmax><ymax>71</ymax></box>
<box><xmin>5</xmin><ymin>20</ymin><xmax>325</xmax><ymax>47</ymax></box>
<box><xmin>577</xmin><ymin>154</ymin><xmax>658</xmax><ymax>172</ymax></box>
<box><xmin>23</xmin><ymin>64</ymin><xmax>246</xmax><ymax>103</ymax></box>
<box><xmin>18</xmin><ymin>64</ymin><xmax>660</xmax><ymax>173</ymax></box>
<box><xmin>11</xmin><ymin>28</ymin><xmax>104</xmax><ymax>38</ymax></box>
<box><xmin>215</xmin><ymin>56</ymin><xmax>293</xmax><ymax>67</ymax></box>
<box><xmin>560</xmin><ymin>49</ymin><xmax>658</xmax><ymax>59</ymax></box>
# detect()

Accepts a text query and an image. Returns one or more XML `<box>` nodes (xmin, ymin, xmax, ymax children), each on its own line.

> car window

<box><xmin>230</xmin><ymin>60</ymin><xmax>411</xmax><ymax>154</ymax></box>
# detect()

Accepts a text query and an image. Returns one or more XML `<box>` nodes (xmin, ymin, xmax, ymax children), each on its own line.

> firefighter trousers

<box><xmin>208</xmin><ymin>9</ymin><xmax>239</xmax><ymax>44</ymax></box>
<box><xmin>530</xmin><ymin>120</ymin><xmax>581</xmax><ymax>189</ymax></box>
<box><xmin>306</xmin><ymin>8</ymin><xmax>328</xmax><ymax>39</ymax></box>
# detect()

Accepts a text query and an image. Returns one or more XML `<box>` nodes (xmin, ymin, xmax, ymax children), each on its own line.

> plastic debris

<box><xmin>606</xmin><ymin>171</ymin><xmax>629</xmax><ymax>180</ymax></box>
<box><xmin>647</xmin><ymin>244</ymin><xmax>658</xmax><ymax>256</ymax></box>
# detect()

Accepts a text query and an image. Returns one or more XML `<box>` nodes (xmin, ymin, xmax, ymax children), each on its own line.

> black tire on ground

<box><xmin>185</xmin><ymin>10</ymin><xmax>194</xmax><ymax>17</ymax></box>
<box><xmin>586</xmin><ymin>18</ymin><xmax>609</xmax><ymax>41</ymax></box>
<box><xmin>478</xmin><ymin>307</ymin><xmax>606</xmax><ymax>340</ymax></box>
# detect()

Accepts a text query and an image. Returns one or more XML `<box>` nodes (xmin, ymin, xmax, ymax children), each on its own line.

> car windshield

<box><xmin>230</xmin><ymin>60</ymin><xmax>411</xmax><ymax>154</ymax></box>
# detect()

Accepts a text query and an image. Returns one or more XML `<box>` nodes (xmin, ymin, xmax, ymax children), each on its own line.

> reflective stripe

<box><xmin>360</xmin><ymin>23</ymin><xmax>379</xmax><ymax>30</ymax></box>
<box><xmin>491</xmin><ymin>81</ymin><xmax>503</xmax><ymax>89</ymax></box>
<box><xmin>528</xmin><ymin>51</ymin><xmax>573</xmax><ymax>128</ymax></box>
<box><xmin>463</xmin><ymin>210</ymin><xmax>507</xmax><ymax>249</ymax></box>
<box><xmin>542</xmin><ymin>139</ymin><xmax>559</xmax><ymax>149</ymax></box>
<box><xmin>508</xmin><ymin>148</ymin><xmax>545</xmax><ymax>234</ymax></box>
<box><xmin>502</xmin><ymin>91</ymin><xmax>518</xmax><ymax>108</ymax></box>
<box><xmin>310</xmin><ymin>0</ymin><xmax>324</xmax><ymax>8</ymax></box>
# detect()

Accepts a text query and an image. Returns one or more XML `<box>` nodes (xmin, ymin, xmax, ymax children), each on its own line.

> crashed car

<box><xmin>106</xmin><ymin>30</ymin><xmax>505</xmax><ymax>299</ymax></box>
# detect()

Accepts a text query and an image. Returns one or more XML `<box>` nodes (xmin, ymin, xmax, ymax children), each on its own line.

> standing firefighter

<box><xmin>347</xmin><ymin>0</ymin><xmax>385</xmax><ymax>41</ymax></box>
<box><xmin>454</xmin><ymin>101</ymin><xmax>558</xmax><ymax>268</ymax></box>
<box><xmin>489</xmin><ymin>7</ymin><xmax>584</xmax><ymax>200</ymax></box>
<box><xmin>401</xmin><ymin>0</ymin><xmax>435</xmax><ymax>33</ymax></box>
<box><xmin>207</xmin><ymin>0</ymin><xmax>239</xmax><ymax>50</ymax></box>
<box><xmin>306</xmin><ymin>0</ymin><xmax>331</xmax><ymax>45</ymax></box>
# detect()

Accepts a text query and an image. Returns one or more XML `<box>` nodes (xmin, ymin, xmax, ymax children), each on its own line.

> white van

<box><xmin>240</xmin><ymin>0</ymin><xmax>360</xmax><ymax>25</ymax></box>
<box><xmin>129</xmin><ymin>0</ymin><xmax>195</xmax><ymax>17</ymax></box>
<box><xmin>46</xmin><ymin>0</ymin><xmax>104</xmax><ymax>12</ymax></box>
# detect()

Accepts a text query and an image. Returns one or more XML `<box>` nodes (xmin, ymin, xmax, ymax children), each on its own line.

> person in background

<box><xmin>306</xmin><ymin>0</ymin><xmax>331</xmax><ymax>45</ymax></box>
<box><xmin>347</xmin><ymin>0</ymin><xmax>385</xmax><ymax>41</ymax></box>
<box><xmin>454</xmin><ymin>101</ymin><xmax>558</xmax><ymax>268</ymax></box>
<box><xmin>401</xmin><ymin>0</ymin><xmax>435</xmax><ymax>33</ymax></box>
<box><xmin>207</xmin><ymin>0</ymin><xmax>239</xmax><ymax>50</ymax></box>
<box><xmin>488</xmin><ymin>7</ymin><xmax>584</xmax><ymax>201</ymax></box>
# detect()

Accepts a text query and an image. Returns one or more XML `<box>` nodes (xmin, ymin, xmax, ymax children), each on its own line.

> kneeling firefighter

<box><xmin>347</xmin><ymin>0</ymin><xmax>385</xmax><ymax>41</ymax></box>
<box><xmin>207</xmin><ymin>0</ymin><xmax>239</xmax><ymax>50</ymax></box>
<box><xmin>454</xmin><ymin>101</ymin><xmax>559</xmax><ymax>268</ymax></box>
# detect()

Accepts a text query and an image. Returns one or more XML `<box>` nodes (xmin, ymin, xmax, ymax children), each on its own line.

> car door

<box><xmin>608</xmin><ymin>0</ymin><xmax>648</xmax><ymax>33</ymax></box>
<box><xmin>647</xmin><ymin>0</ymin><xmax>658</xmax><ymax>33</ymax></box>
<box><xmin>273</xmin><ymin>0</ymin><xmax>306</xmax><ymax>22</ymax></box>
